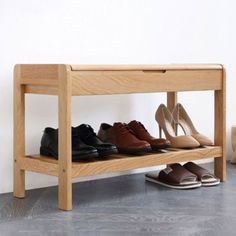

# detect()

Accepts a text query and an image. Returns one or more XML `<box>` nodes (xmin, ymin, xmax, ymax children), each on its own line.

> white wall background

<box><xmin>0</xmin><ymin>0</ymin><xmax>235</xmax><ymax>194</ymax></box>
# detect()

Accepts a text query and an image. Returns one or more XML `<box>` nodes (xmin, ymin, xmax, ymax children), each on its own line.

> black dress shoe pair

<box><xmin>40</xmin><ymin>124</ymin><xmax>118</xmax><ymax>161</ymax></box>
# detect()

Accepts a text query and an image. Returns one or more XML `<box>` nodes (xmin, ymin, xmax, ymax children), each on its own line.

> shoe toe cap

<box><xmin>171</xmin><ymin>135</ymin><xmax>200</xmax><ymax>148</ymax></box>
<box><xmin>191</xmin><ymin>133</ymin><xmax>213</xmax><ymax>146</ymax></box>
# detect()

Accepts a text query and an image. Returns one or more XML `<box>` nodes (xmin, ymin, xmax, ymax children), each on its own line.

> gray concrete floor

<box><xmin>1</xmin><ymin>162</ymin><xmax>236</xmax><ymax>236</ymax></box>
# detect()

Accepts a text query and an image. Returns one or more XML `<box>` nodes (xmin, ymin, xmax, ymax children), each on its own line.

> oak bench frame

<box><xmin>13</xmin><ymin>64</ymin><xmax>226</xmax><ymax>210</ymax></box>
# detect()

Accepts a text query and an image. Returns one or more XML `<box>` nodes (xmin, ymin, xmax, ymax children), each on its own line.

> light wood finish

<box><xmin>20</xmin><ymin>64</ymin><xmax>59</xmax><ymax>86</ymax></box>
<box><xmin>167</xmin><ymin>92</ymin><xmax>177</xmax><ymax>134</ymax></box>
<box><xmin>70</xmin><ymin>64</ymin><xmax>223</xmax><ymax>71</ymax></box>
<box><xmin>58</xmin><ymin>65</ymin><xmax>72</xmax><ymax>210</ymax></box>
<box><xmin>13</xmin><ymin>64</ymin><xmax>226</xmax><ymax>210</ymax></box>
<box><xmin>214</xmin><ymin>66</ymin><xmax>226</xmax><ymax>181</ymax></box>
<box><xmin>20</xmin><ymin>64</ymin><xmax>223</xmax><ymax>96</ymax></box>
<box><xmin>71</xmin><ymin>70</ymin><xmax>222</xmax><ymax>95</ymax></box>
<box><xmin>18</xmin><ymin>155</ymin><xmax>58</xmax><ymax>176</ymax></box>
<box><xmin>167</xmin><ymin>92</ymin><xmax>177</xmax><ymax>112</ymax></box>
<box><xmin>13</xmin><ymin>65</ymin><xmax>25</xmax><ymax>198</ymax></box>
<box><xmin>71</xmin><ymin>146</ymin><xmax>221</xmax><ymax>177</ymax></box>
<box><xmin>25</xmin><ymin>85</ymin><xmax>58</xmax><ymax>95</ymax></box>
<box><xmin>22</xmin><ymin>146</ymin><xmax>222</xmax><ymax>178</ymax></box>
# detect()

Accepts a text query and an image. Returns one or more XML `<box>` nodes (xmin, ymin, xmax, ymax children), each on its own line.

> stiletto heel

<box><xmin>159</xmin><ymin>125</ymin><xmax>162</xmax><ymax>138</ymax></box>
<box><xmin>155</xmin><ymin>104</ymin><xmax>200</xmax><ymax>148</ymax></box>
<box><xmin>172</xmin><ymin>103</ymin><xmax>213</xmax><ymax>146</ymax></box>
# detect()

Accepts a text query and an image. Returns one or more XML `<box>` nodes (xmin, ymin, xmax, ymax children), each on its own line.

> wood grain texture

<box><xmin>70</xmin><ymin>64</ymin><xmax>223</xmax><ymax>71</ymax></box>
<box><xmin>167</xmin><ymin>92</ymin><xmax>178</xmax><ymax>136</ymax></box>
<box><xmin>71</xmin><ymin>146</ymin><xmax>222</xmax><ymax>177</ymax></box>
<box><xmin>214</xmin><ymin>66</ymin><xmax>226</xmax><ymax>181</ymax></box>
<box><xmin>20</xmin><ymin>64</ymin><xmax>59</xmax><ymax>86</ymax></box>
<box><xmin>25</xmin><ymin>85</ymin><xmax>58</xmax><ymax>95</ymax></box>
<box><xmin>167</xmin><ymin>92</ymin><xmax>177</xmax><ymax>112</ymax></box>
<box><xmin>58</xmin><ymin>64</ymin><xmax>72</xmax><ymax>210</ymax></box>
<box><xmin>24</xmin><ymin>146</ymin><xmax>222</xmax><ymax>178</ymax></box>
<box><xmin>19</xmin><ymin>156</ymin><xmax>58</xmax><ymax>176</ymax></box>
<box><xmin>71</xmin><ymin>70</ymin><xmax>222</xmax><ymax>95</ymax></box>
<box><xmin>13</xmin><ymin>65</ymin><xmax>25</xmax><ymax>198</ymax></box>
<box><xmin>13</xmin><ymin>63</ymin><xmax>226</xmax><ymax>211</ymax></box>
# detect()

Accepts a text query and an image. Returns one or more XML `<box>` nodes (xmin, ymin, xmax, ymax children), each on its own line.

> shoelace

<box><xmin>115</xmin><ymin>123</ymin><xmax>136</xmax><ymax>136</ymax></box>
<box><xmin>82</xmin><ymin>125</ymin><xmax>97</xmax><ymax>140</ymax></box>
<box><xmin>137</xmin><ymin>122</ymin><xmax>148</xmax><ymax>133</ymax></box>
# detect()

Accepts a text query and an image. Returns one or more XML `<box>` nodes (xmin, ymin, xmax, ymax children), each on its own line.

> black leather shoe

<box><xmin>40</xmin><ymin>127</ymin><xmax>98</xmax><ymax>161</ymax></box>
<box><xmin>74</xmin><ymin>124</ymin><xmax>118</xmax><ymax>157</ymax></box>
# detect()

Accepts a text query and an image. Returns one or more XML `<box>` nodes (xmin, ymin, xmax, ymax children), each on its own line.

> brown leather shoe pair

<box><xmin>98</xmin><ymin>120</ymin><xmax>171</xmax><ymax>155</ymax></box>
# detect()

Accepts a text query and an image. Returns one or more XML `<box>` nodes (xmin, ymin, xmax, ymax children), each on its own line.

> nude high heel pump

<box><xmin>172</xmin><ymin>103</ymin><xmax>213</xmax><ymax>146</ymax></box>
<box><xmin>155</xmin><ymin>104</ymin><xmax>200</xmax><ymax>148</ymax></box>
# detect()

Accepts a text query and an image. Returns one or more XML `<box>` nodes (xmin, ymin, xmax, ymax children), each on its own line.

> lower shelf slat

<box><xmin>19</xmin><ymin>146</ymin><xmax>222</xmax><ymax>178</ymax></box>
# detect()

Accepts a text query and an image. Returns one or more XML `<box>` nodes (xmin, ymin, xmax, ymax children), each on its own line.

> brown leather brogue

<box><xmin>128</xmin><ymin>120</ymin><xmax>171</xmax><ymax>150</ymax></box>
<box><xmin>98</xmin><ymin>122</ymin><xmax>151</xmax><ymax>155</ymax></box>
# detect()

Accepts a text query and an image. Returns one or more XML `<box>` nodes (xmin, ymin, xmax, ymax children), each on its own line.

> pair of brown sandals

<box><xmin>145</xmin><ymin>162</ymin><xmax>220</xmax><ymax>189</ymax></box>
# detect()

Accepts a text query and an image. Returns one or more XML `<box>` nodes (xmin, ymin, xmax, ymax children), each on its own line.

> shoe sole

<box><xmin>118</xmin><ymin>146</ymin><xmax>152</xmax><ymax>155</ymax></box>
<box><xmin>40</xmin><ymin>146</ymin><xmax>98</xmax><ymax>161</ymax></box>
<box><xmin>201</xmin><ymin>179</ymin><xmax>220</xmax><ymax>187</ymax></box>
<box><xmin>98</xmin><ymin>148</ymin><xmax>118</xmax><ymax>157</ymax></box>
<box><xmin>145</xmin><ymin>176</ymin><xmax>202</xmax><ymax>189</ymax></box>
<box><xmin>151</xmin><ymin>144</ymin><xmax>171</xmax><ymax>151</ymax></box>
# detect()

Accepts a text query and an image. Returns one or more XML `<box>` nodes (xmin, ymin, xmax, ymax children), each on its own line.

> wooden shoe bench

<box><xmin>13</xmin><ymin>64</ymin><xmax>226</xmax><ymax>210</ymax></box>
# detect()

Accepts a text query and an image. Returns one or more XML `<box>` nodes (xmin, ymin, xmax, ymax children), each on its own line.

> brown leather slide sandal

<box><xmin>183</xmin><ymin>162</ymin><xmax>220</xmax><ymax>186</ymax></box>
<box><xmin>145</xmin><ymin>163</ymin><xmax>202</xmax><ymax>189</ymax></box>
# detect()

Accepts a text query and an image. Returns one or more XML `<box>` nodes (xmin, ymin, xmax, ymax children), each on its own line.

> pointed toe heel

<box><xmin>155</xmin><ymin>104</ymin><xmax>200</xmax><ymax>149</ymax></box>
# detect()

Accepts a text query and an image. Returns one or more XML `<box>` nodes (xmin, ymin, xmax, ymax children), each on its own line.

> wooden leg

<box><xmin>13</xmin><ymin>65</ymin><xmax>25</xmax><ymax>198</ymax></box>
<box><xmin>167</xmin><ymin>92</ymin><xmax>178</xmax><ymax>133</ymax></box>
<box><xmin>167</xmin><ymin>92</ymin><xmax>177</xmax><ymax>112</ymax></box>
<box><xmin>166</xmin><ymin>92</ymin><xmax>177</xmax><ymax>167</ymax></box>
<box><xmin>58</xmin><ymin>65</ymin><xmax>72</xmax><ymax>210</ymax></box>
<box><xmin>214</xmin><ymin>67</ymin><xmax>226</xmax><ymax>181</ymax></box>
